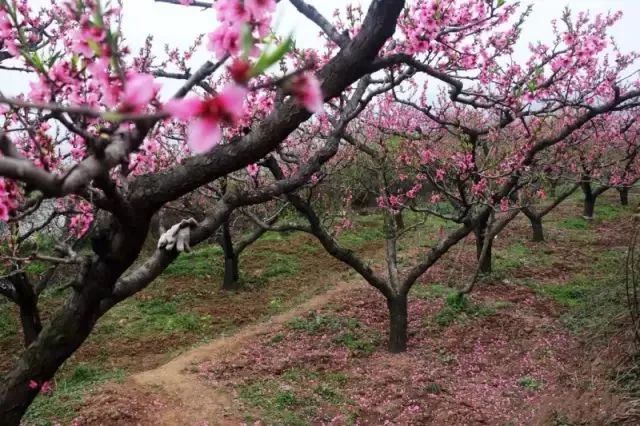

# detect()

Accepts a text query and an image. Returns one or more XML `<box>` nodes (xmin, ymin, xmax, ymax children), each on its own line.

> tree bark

<box><xmin>13</xmin><ymin>274</ymin><xmax>42</xmax><ymax>347</ymax></box>
<box><xmin>0</xmin><ymin>220</ymin><xmax>149</xmax><ymax>425</ymax></box>
<box><xmin>619</xmin><ymin>187</ymin><xmax>629</xmax><ymax>206</ymax></box>
<box><xmin>474</xmin><ymin>221</ymin><xmax>492</xmax><ymax>274</ymax></box>
<box><xmin>394</xmin><ymin>211</ymin><xmax>405</xmax><ymax>230</ymax></box>
<box><xmin>530</xmin><ymin>216</ymin><xmax>544</xmax><ymax>242</ymax></box>
<box><xmin>220</xmin><ymin>219</ymin><xmax>240</xmax><ymax>290</ymax></box>
<box><xmin>387</xmin><ymin>293</ymin><xmax>408</xmax><ymax>353</ymax></box>
<box><xmin>581</xmin><ymin>180</ymin><xmax>596</xmax><ymax>220</ymax></box>
<box><xmin>583</xmin><ymin>195</ymin><xmax>595</xmax><ymax>219</ymax></box>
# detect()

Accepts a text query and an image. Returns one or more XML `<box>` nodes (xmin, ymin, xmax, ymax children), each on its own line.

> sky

<box><xmin>2</xmin><ymin>0</ymin><xmax>640</xmax><ymax>95</ymax></box>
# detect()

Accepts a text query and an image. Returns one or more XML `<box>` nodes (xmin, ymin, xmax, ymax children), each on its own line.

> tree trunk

<box><xmin>394</xmin><ymin>211</ymin><xmax>405</xmax><ymax>231</ymax></box>
<box><xmin>387</xmin><ymin>293</ymin><xmax>408</xmax><ymax>353</ymax></box>
<box><xmin>222</xmin><ymin>255</ymin><xmax>240</xmax><ymax>290</ymax></box>
<box><xmin>9</xmin><ymin>272</ymin><xmax>42</xmax><ymax>347</ymax></box>
<box><xmin>220</xmin><ymin>219</ymin><xmax>240</xmax><ymax>290</ymax></box>
<box><xmin>474</xmin><ymin>223</ymin><xmax>492</xmax><ymax>274</ymax></box>
<box><xmin>583</xmin><ymin>195</ymin><xmax>595</xmax><ymax>219</ymax></box>
<box><xmin>0</xmin><ymin>266</ymin><xmax>122</xmax><ymax>424</ymax></box>
<box><xmin>581</xmin><ymin>179</ymin><xmax>596</xmax><ymax>220</ymax></box>
<box><xmin>530</xmin><ymin>216</ymin><xmax>544</xmax><ymax>242</ymax></box>
<box><xmin>619</xmin><ymin>187</ymin><xmax>629</xmax><ymax>206</ymax></box>
<box><xmin>0</xmin><ymin>220</ymin><xmax>149</xmax><ymax>425</ymax></box>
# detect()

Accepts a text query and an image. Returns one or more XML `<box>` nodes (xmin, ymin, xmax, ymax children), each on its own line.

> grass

<box><xmin>518</xmin><ymin>376</ymin><xmax>542</xmax><ymax>390</ymax></box>
<box><xmin>558</xmin><ymin>217</ymin><xmax>590</xmax><ymax>230</ymax></box>
<box><xmin>261</xmin><ymin>253</ymin><xmax>299</xmax><ymax>279</ymax></box>
<box><xmin>411</xmin><ymin>283</ymin><xmax>455</xmax><ymax>300</ymax></box>
<box><xmin>24</xmin><ymin>364</ymin><xmax>126</xmax><ymax>425</ymax></box>
<box><xmin>163</xmin><ymin>245</ymin><xmax>223</xmax><ymax>278</ymax></box>
<box><xmin>432</xmin><ymin>294</ymin><xmax>500</xmax><ymax>327</ymax></box>
<box><xmin>494</xmin><ymin>242</ymin><xmax>552</xmax><ymax>272</ymax></box>
<box><xmin>237</xmin><ymin>368</ymin><xmax>353</xmax><ymax>425</ymax></box>
<box><xmin>287</xmin><ymin>312</ymin><xmax>381</xmax><ymax>355</ymax></box>
<box><xmin>0</xmin><ymin>306</ymin><xmax>18</xmax><ymax>340</ymax></box>
<box><xmin>537</xmin><ymin>248</ymin><xmax>626</xmax><ymax>337</ymax></box>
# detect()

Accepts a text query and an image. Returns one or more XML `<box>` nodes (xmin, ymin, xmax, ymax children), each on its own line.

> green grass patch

<box><xmin>518</xmin><ymin>376</ymin><xmax>542</xmax><ymax>390</ymax></box>
<box><xmin>96</xmin><ymin>299</ymin><xmax>211</xmax><ymax>340</ymax></box>
<box><xmin>494</xmin><ymin>242</ymin><xmax>550</xmax><ymax>271</ymax></box>
<box><xmin>411</xmin><ymin>283</ymin><xmax>455</xmax><ymax>300</ymax></box>
<box><xmin>558</xmin><ymin>217</ymin><xmax>590</xmax><ymax>230</ymax></box>
<box><xmin>261</xmin><ymin>253</ymin><xmax>298</xmax><ymax>279</ymax></box>
<box><xmin>595</xmin><ymin>203</ymin><xmax>627</xmax><ymax>220</ymax></box>
<box><xmin>288</xmin><ymin>313</ymin><xmax>380</xmax><ymax>355</ymax></box>
<box><xmin>24</xmin><ymin>364</ymin><xmax>125</xmax><ymax>425</ymax></box>
<box><xmin>163</xmin><ymin>245</ymin><xmax>223</xmax><ymax>278</ymax></box>
<box><xmin>432</xmin><ymin>294</ymin><xmax>500</xmax><ymax>327</ymax></box>
<box><xmin>537</xmin><ymin>249</ymin><xmax>626</xmax><ymax>337</ymax></box>
<box><xmin>0</xmin><ymin>306</ymin><xmax>18</xmax><ymax>340</ymax></box>
<box><xmin>238</xmin><ymin>368</ymin><xmax>352</xmax><ymax>425</ymax></box>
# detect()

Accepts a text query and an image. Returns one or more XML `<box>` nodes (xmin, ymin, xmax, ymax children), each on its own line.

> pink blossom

<box><xmin>121</xmin><ymin>73</ymin><xmax>160</xmax><ymax>112</ymax></box>
<box><xmin>245</xmin><ymin>0</ymin><xmax>276</xmax><ymax>20</ymax></box>
<box><xmin>28</xmin><ymin>380</ymin><xmax>39</xmax><ymax>390</ymax></box>
<box><xmin>290</xmin><ymin>73</ymin><xmax>324</xmax><ymax>114</ymax></box>
<box><xmin>499</xmin><ymin>198</ymin><xmax>510</xmax><ymax>212</ymax></box>
<box><xmin>247</xmin><ymin>163</ymin><xmax>259</xmax><ymax>177</ymax></box>
<box><xmin>40</xmin><ymin>381</ymin><xmax>53</xmax><ymax>394</ymax></box>
<box><xmin>207</xmin><ymin>24</ymin><xmax>241</xmax><ymax>59</ymax></box>
<box><xmin>165</xmin><ymin>85</ymin><xmax>247</xmax><ymax>154</ymax></box>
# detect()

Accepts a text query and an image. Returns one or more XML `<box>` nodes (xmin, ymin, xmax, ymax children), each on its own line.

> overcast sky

<box><xmin>3</xmin><ymin>0</ymin><xmax>640</xmax><ymax>96</ymax></box>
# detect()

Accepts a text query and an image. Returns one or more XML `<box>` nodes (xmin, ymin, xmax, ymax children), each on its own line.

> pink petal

<box><xmin>165</xmin><ymin>97</ymin><xmax>204</xmax><ymax>120</ymax></box>
<box><xmin>123</xmin><ymin>73</ymin><xmax>159</xmax><ymax>109</ymax></box>
<box><xmin>187</xmin><ymin>118</ymin><xmax>222</xmax><ymax>154</ymax></box>
<box><xmin>218</xmin><ymin>84</ymin><xmax>248</xmax><ymax>121</ymax></box>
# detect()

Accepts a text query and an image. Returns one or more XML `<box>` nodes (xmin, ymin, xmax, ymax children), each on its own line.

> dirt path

<box><xmin>127</xmin><ymin>280</ymin><xmax>362</xmax><ymax>425</ymax></box>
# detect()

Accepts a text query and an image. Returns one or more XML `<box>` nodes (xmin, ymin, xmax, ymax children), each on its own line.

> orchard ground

<box><xmin>3</xmin><ymin>192</ymin><xmax>639</xmax><ymax>425</ymax></box>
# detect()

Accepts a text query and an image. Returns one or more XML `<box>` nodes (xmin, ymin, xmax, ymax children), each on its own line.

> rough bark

<box><xmin>0</xmin><ymin>219</ymin><xmax>149</xmax><ymax>424</ymax></box>
<box><xmin>220</xmin><ymin>219</ymin><xmax>240</xmax><ymax>290</ymax></box>
<box><xmin>474</xmin><ymin>219</ymin><xmax>492</xmax><ymax>274</ymax></box>
<box><xmin>12</xmin><ymin>273</ymin><xmax>42</xmax><ymax>347</ymax></box>
<box><xmin>387</xmin><ymin>293</ymin><xmax>408</xmax><ymax>353</ymax></box>
<box><xmin>530</xmin><ymin>216</ymin><xmax>544</xmax><ymax>242</ymax></box>
<box><xmin>620</xmin><ymin>187</ymin><xmax>630</xmax><ymax>206</ymax></box>
<box><xmin>581</xmin><ymin>180</ymin><xmax>596</xmax><ymax>220</ymax></box>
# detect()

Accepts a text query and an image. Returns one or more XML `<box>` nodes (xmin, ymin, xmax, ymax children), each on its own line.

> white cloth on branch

<box><xmin>157</xmin><ymin>218</ymin><xmax>198</xmax><ymax>252</ymax></box>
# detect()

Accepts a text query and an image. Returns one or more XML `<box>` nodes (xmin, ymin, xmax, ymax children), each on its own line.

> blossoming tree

<box><xmin>0</xmin><ymin>0</ymin><xmax>409</xmax><ymax>422</ymax></box>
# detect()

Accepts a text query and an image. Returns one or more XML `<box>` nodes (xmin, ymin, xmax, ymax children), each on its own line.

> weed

<box><xmin>423</xmin><ymin>382</ymin><xmax>443</xmax><ymax>394</ymax></box>
<box><xmin>432</xmin><ymin>294</ymin><xmax>497</xmax><ymax>327</ymax></box>
<box><xmin>518</xmin><ymin>376</ymin><xmax>542</xmax><ymax>390</ymax></box>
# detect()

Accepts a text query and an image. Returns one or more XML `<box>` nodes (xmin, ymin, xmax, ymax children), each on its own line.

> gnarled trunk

<box><xmin>0</xmin><ymin>220</ymin><xmax>149</xmax><ymax>425</ymax></box>
<box><xmin>387</xmin><ymin>293</ymin><xmax>408</xmax><ymax>353</ymax></box>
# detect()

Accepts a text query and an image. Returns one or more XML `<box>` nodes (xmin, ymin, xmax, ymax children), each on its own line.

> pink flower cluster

<box><xmin>0</xmin><ymin>178</ymin><xmax>18</xmax><ymax>222</ymax></box>
<box><xmin>208</xmin><ymin>0</ymin><xmax>276</xmax><ymax>58</ymax></box>
<box><xmin>68</xmin><ymin>201</ymin><xmax>94</xmax><ymax>238</ymax></box>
